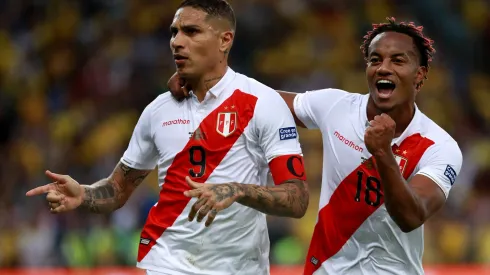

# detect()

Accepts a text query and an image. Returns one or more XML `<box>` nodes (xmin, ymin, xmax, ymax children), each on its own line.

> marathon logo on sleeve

<box><xmin>279</xmin><ymin>127</ymin><xmax>297</xmax><ymax>140</ymax></box>
<box><xmin>444</xmin><ymin>165</ymin><xmax>457</xmax><ymax>185</ymax></box>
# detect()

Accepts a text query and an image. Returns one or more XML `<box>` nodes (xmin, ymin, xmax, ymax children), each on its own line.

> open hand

<box><xmin>168</xmin><ymin>72</ymin><xmax>190</xmax><ymax>101</ymax></box>
<box><xmin>365</xmin><ymin>113</ymin><xmax>396</xmax><ymax>157</ymax></box>
<box><xmin>26</xmin><ymin>170</ymin><xmax>84</xmax><ymax>214</ymax></box>
<box><xmin>183</xmin><ymin>177</ymin><xmax>243</xmax><ymax>227</ymax></box>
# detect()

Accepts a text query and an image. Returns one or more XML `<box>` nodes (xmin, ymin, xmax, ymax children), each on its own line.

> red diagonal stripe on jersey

<box><xmin>137</xmin><ymin>89</ymin><xmax>258</xmax><ymax>262</ymax></box>
<box><xmin>304</xmin><ymin>133</ymin><xmax>434</xmax><ymax>275</ymax></box>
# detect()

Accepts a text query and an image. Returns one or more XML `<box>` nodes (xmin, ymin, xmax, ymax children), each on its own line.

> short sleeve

<box><xmin>416</xmin><ymin>141</ymin><xmax>463</xmax><ymax>198</ymax></box>
<box><xmin>121</xmin><ymin>103</ymin><xmax>159</xmax><ymax>170</ymax></box>
<box><xmin>254</xmin><ymin>91</ymin><xmax>303</xmax><ymax>163</ymax></box>
<box><xmin>293</xmin><ymin>88</ymin><xmax>348</xmax><ymax>129</ymax></box>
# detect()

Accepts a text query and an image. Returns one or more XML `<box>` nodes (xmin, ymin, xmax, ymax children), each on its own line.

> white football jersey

<box><xmin>294</xmin><ymin>89</ymin><xmax>463</xmax><ymax>275</ymax></box>
<box><xmin>121</xmin><ymin>68</ymin><xmax>304</xmax><ymax>275</ymax></box>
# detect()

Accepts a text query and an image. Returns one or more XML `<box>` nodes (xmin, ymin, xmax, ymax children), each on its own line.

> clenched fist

<box><xmin>365</xmin><ymin>113</ymin><xmax>396</xmax><ymax>157</ymax></box>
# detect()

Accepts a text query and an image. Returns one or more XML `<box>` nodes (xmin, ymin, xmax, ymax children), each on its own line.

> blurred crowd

<box><xmin>1</xmin><ymin>0</ymin><xmax>490</xmax><ymax>268</ymax></box>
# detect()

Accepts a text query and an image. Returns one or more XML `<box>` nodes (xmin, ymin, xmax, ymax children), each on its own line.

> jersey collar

<box><xmin>360</xmin><ymin>94</ymin><xmax>422</xmax><ymax>147</ymax></box>
<box><xmin>392</xmin><ymin>106</ymin><xmax>421</xmax><ymax>146</ymax></box>
<box><xmin>211</xmin><ymin>67</ymin><xmax>235</xmax><ymax>98</ymax></box>
<box><xmin>189</xmin><ymin>67</ymin><xmax>235</xmax><ymax>99</ymax></box>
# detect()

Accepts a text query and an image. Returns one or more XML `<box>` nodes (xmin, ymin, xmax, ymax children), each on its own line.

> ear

<box><xmin>415</xmin><ymin>66</ymin><xmax>427</xmax><ymax>92</ymax></box>
<box><xmin>219</xmin><ymin>30</ymin><xmax>234</xmax><ymax>54</ymax></box>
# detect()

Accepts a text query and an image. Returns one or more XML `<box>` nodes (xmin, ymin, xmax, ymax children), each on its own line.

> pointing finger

<box><xmin>26</xmin><ymin>184</ymin><xmax>55</xmax><ymax>196</ymax></box>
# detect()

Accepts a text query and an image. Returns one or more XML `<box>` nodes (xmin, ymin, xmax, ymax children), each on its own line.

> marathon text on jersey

<box><xmin>163</xmin><ymin>119</ymin><xmax>191</xmax><ymax>127</ymax></box>
<box><xmin>334</xmin><ymin>131</ymin><xmax>363</xmax><ymax>153</ymax></box>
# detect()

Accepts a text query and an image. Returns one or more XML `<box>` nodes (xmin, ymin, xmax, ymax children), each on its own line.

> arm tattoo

<box><xmin>233</xmin><ymin>179</ymin><xmax>309</xmax><ymax>218</ymax></box>
<box><xmin>81</xmin><ymin>162</ymin><xmax>151</xmax><ymax>214</ymax></box>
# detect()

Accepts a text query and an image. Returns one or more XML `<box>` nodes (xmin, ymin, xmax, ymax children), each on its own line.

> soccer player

<box><xmin>25</xmin><ymin>1</ymin><xmax>309</xmax><ymax>274</ymax></box>
<box><xmin>169</xmin><ymin>18</ymin><xmax>463</xmax><ymax>275</ymax></box>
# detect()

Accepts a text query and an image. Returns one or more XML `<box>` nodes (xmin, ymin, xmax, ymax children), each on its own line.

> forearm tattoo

<box><xmin>81</xmin><ymin>162</ymin><xmax>151</xmax><ymax>213</ymax></box>
<box><xmin>235</xmin><ymin>179</ymin><xmax>309</xmax><ymax>218</ymax></box>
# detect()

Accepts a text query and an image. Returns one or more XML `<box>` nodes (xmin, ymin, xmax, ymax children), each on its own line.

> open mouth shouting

<box><xmin>375</xmin><ymin>79</ymin><xmax>396</xmax><ymax>99</ymax></box>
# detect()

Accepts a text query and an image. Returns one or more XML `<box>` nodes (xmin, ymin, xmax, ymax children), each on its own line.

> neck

<box><xmin>187</xmin><ymin>63</ymin><xmax>228</xmax><ymax>102</ymax></box>
<box><xmin>366</xmin><ymin>98</ymin><xmax>415</xmax><ymax>137</ymax></box>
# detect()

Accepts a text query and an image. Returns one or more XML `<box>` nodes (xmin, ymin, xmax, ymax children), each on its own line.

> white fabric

<box><xmin>294</xmin><ymin>89</ymin><xmax>463</xmax><ymax>275</ymax></box>
<box><xmin>122</xmin><ymin>67</ymin><xmax>303</xmax><ymax>275</ymax></box>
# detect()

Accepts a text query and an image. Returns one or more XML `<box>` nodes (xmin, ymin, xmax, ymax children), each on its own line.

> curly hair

<box><xmin>360</xmin><ymin>17</ymin><xmax>436</xmax><ymax>74</ymax></box>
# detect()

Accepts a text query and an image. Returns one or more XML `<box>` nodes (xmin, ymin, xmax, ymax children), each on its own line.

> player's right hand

<box><xmin>167</xmin><ymin>72</ymin><xmax>190</xmax><ymax>101</ymax></box>
<box><xmin>26</xmin><ymin>170</ymin><xmax>84</xmax><ymax>214</ymax></box>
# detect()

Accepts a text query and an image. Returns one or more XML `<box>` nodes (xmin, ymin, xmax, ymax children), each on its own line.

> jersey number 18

<box><xmin>355</xmin><ymin>171</ymin><xmax>382</xmax><ymax>207</ymax></box>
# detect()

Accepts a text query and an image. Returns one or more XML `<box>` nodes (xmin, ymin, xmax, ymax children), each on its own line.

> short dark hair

<box><xmin>178</xmin><ymin>0</ymin><xmax>236</xmax><ymax>31</ymax></box>
<box><xmin>360</xmin><ymin>17</ymin><xmax>436</xmax><ymax>73</ymax></box>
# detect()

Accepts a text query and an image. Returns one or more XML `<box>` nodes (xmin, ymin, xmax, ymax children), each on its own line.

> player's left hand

<box><xmin>365</xmin><ymin>113</ymin><xmax>396</xmax><ymax>157</ymax></box>
<box><xmin>183</xmin><ymin>176</ymin><xmax>242</xmax><ymax>227</ymax></box>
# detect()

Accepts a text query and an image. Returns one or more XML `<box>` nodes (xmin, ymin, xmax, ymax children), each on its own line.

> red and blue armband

<box><xmin>269</xmin><ymin>154</ymin><xmax>307</xmax><ymax>185</ymax></box>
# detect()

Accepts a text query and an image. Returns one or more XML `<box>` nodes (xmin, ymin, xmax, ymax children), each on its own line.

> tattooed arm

<box><xmin>235</xmin><ymin>179</ymin><xmax>309</xmax><ymax>218</ymax></box>
<box><xmin>81</xmin><ymin>162</ymin><xmax>152</xmax><ymax>213</ymax></box>
<box><xmin>185</xmin><ymin>177</ymin><xmax>309</xmax><ymax>225</ymax></box>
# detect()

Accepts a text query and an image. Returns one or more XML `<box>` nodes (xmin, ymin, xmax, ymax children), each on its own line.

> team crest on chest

<box><xmin>216</xmin><ymin>111</ymin><xmax>237</xmax><ymax>137</ymax></box>
<box><xmin>394</xmin><ymin>153</ymin><xmax>408</xmax><ymax>174</ymax></box>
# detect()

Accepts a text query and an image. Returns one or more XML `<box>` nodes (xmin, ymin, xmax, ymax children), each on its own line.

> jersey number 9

<box><xmin>189</xmin><ymin>146</ymin><xmax>206</xmax><ymax>177</ymax></box>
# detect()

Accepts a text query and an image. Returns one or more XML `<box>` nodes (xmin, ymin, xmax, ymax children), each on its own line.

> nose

<box><xmin>376</xmin><ymin>60</ymin><xmax>393</xmax><ymax>76</ymax></box>
<box><xmin>170</xmin><ymin>32</ymin><xmax>184</xmax><ymax>51</ymax></box>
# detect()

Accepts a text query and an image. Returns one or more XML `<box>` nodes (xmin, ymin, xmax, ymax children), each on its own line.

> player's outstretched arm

<box><xmin>26</xmin><ymin>162</ymin><xmax>151</xmax><ymax>214</ymax></box>
<box><xmin>80</xmin><ymin>162</ymin><xmax>152</xmax><ymax>213</ymax></box>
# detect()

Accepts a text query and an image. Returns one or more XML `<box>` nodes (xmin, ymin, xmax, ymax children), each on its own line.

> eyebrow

<box><xmin>369</xmin><ymin>52</ymin><xmax>409</xmax><ymax>58</ymax></box>
<box><xmin>170</xmin><ymin>24</ymin><xmax>201</xmax><ymax>31</ymax></box>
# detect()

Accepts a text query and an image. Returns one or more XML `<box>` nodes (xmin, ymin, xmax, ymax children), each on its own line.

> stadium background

<box><xmin>1</xmin><ymin>0</ymin><xmax>490</xmax><ymax>274</ymax></box>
